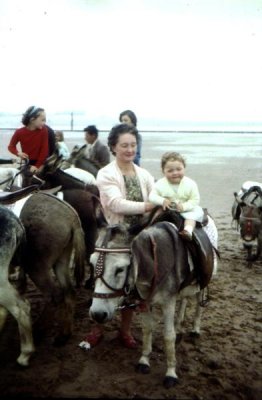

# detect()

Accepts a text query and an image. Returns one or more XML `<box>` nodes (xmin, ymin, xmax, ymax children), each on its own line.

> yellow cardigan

<box><xmin>149</xmin><ymin>176</ymin><xmax>201</xmax><ymax>212</ymax></box>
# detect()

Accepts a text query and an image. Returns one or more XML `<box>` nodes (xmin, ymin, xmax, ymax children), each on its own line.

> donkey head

<box><xmin>239</xmin><ymin>204</ymin><xmax>262</xmax><ymax>242</ymax></box>
<box><xmin>90</xmin><ymin>224</ymin><xmax>133</xmax><ymax>323</ymax></box>
<box><xmin>37</xmin><ymin>152</ymin><xmax>63</xmax><ymax>179</ymax></box>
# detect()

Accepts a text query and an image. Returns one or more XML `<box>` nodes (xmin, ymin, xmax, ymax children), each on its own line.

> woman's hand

<box><xmin>18</xmin><ymin>152</ymin><xmax>29</xmax><ymax>160</ymax></box>
<box><xmin>145</xmin><ymin>202</ymin><xmax>156</xmax><ymax>212</ymax></box>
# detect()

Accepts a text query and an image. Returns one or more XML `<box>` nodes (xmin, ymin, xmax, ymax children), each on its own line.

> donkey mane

<box><xmin>128</xmin><ymin>206</ymin><xmax>183</xmax><ymax>236</ymax></box>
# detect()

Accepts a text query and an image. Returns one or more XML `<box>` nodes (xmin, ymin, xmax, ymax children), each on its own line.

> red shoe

<box><xmin>83</xmin><ymin>327</ymin><xmax>104</xmax><ymax>347</ymax></box>
<box><xmin>118</xmin><ymin>331</ymin><xmax>138</xmax><ymax>349</ymax></box>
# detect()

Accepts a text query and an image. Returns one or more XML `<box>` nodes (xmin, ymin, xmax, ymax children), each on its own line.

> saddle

<box><xmin>134</xmin><ymin>207</ymin><xmax>215</xmax><ymax>290</ymax></box>
<box><xmin>164</xmin><ymin>221</ymin><xmax>214</xmax><ymax>290</ymax></box>
<box><xmin>0</xmin><ymin>185</ymin><xmax>40</xmax><ymax>205</ymax></box>
<box><xmin>183</xmin><ymin>227</ymin><xmax>214</xmax><ymax>290</ymax></box>
<box><xmin>0</xmin><ymin>185</ymin><xmax>62</xmax><ymax>205</ymax></box>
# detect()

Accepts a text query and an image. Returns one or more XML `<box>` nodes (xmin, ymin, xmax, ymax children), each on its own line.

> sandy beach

<box><xmin>0</xmin><ymin>131</ymin><xmax>261</xmax><ymax>399</ymax></box>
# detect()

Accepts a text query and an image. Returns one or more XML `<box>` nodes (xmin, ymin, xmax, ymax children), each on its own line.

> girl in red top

<box><xmin>8</xmin><ymin>106</ymin><xmax>49</xmax><ymax>186</ymax></box>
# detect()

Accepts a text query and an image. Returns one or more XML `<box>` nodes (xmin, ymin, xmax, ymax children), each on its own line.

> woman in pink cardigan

<box><xmin>82</xmin><ymin>123</ymin><xmax>155</xmax><ymax>349</ymax></box>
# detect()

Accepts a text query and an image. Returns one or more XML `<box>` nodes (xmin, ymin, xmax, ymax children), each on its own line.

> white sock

<box><xmin>184</xmin><ymin>225</ymin><xmax>193</xmax><ymax>234</ymax></box>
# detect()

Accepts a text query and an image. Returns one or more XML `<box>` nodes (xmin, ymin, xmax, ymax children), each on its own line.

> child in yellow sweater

<box><xmin>149</xmin><ymin>152</ymin><xmax>204</xmax><ymax>240</ymax></box>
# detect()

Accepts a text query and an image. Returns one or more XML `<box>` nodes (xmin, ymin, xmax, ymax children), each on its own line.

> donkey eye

<box><xmin>115</xmin><ymin>267</ymin><xmax>124</xmax><ymax>276</ymax></box>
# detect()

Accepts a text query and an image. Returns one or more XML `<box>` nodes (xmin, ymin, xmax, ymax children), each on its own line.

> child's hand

<box><xmin>162</xmin><ymin>199</ymin><xmax>172</xmax><ymax>210</ymax></box>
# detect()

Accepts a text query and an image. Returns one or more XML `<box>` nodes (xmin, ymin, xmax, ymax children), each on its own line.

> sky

<box><xmin>0</xmin><ymin>0</ymin><xmax>261</xmax><ymax>129</ymax></box>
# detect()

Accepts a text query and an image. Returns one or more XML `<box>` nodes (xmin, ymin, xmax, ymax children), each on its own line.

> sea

<box><xmin>0</xmin><ymin>112</ymin><xmax>261</xmax><ymax>179</ymax></box>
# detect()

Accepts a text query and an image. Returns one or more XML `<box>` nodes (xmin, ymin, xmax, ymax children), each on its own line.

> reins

<box><xmin>0</xmin><ymin>159</ymin><xmax>29</xmax><ymax>190</ymax></box>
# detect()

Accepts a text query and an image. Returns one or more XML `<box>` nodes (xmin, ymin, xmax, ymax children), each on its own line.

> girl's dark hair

<box><xmin>107</xmin><ymin>123</ymin><xmax>139</xmax><ymax>155</ymax></box>
<box><xmin>22</xmin><ymin>106</ymin><xmax>45</xmax><ymax>126</ymax></box>
<box><xmin>119</xmin><ymin>110</ymin><xmax>137</xmax><ymax>126</ymax></box>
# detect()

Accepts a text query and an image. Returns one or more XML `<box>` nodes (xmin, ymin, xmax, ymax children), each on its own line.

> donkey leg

<box><xmin>53</xmin><ymin>247</ymin><xmax>76</xmax><ymax>345</ymax></box>
<box><xmin>0</xmin><ymin>282</ymin><xmax>35</xmax><ymax>366</ymax></box>
<box><xmin>160</xmin><ymin>299</ymin><xmax>178</xmax><ymax>387</ymax></box>
<box><xmin>28</xmin><ymin>259</ymin><xmax>60</xmax><ymax>303</ymax></box>
<box><xmin>178</xmin><ymin>284</ymin><xmax>201</xmax><ymax>336</ymax></box>
<box><xmin>256</xmin><ymin>237</ymin><xmax>262</xmax><ymax>260</ymax></box>
<box><xmin>27</xmin><ymin>259</ymin><xmax>62</xmax><ymax>341</ymax></box>
<box><xmin>0</xmin><ymin>305</ymin><xmax>8</xmax><ymax>332</ymax></box>
<box><xmin>136</xmin><ymin>310</ymin><xmax>153</xmax><ymax>374</ymax></box>
<box><xmin>244</xmin><ymin>243</ymin><xmax>254</xmax><ymax>262</ymax></box>
<box><xmin>191</xmin><ymin>291</ymin><xmax>202</xmax><ymax>336</ymax></box>
<box><xmin>176</xmin><ymin>298</ymin><xmax>188</xmax><ymax>334</ymax></box>
<box><xmin>162</xmin><ymin>298</ymin><xmax>178</xmax><ymax>388</ymax></box>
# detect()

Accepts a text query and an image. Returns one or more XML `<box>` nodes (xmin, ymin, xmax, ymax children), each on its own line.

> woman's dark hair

<box><xmin>108</xmin><ymin>123</ymin><xmax>139</xmax><ymax>155</ymax></box>
<box><xmin>119</xmin><ymin>110</ymin><xmax>137</xmax><ymax>127</ymax></box>
<box><xmin>22</xmin><ymin>106</ymin><xmax>45</xmax><ymax>126</ymax></box>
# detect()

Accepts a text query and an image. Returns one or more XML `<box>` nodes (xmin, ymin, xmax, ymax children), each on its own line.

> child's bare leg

<box><xmin>184</xmin><ymin>219</ymin><xmax>196</xmax><ymax>235</ymax></box>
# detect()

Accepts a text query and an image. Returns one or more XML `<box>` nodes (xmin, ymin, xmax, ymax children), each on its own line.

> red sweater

<box><xmin>8</xmin><ymin>126</ymin><xmax>49</xmax><ymax>168</ymax></box>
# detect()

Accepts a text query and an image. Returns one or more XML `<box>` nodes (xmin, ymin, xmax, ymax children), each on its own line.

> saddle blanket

<box><xmin>167</xmin><ymin>215</ymin><xmax>218</xmax><ymax>276</ymax></box>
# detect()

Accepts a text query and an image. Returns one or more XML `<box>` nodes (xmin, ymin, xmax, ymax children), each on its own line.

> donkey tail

<box><xmin>72</xmin><ymin>225</ymin><xmax>86</xmax><ymax>287</ymax></box>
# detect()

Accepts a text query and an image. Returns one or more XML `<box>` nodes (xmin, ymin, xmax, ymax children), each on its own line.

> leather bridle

<box><xmin>92</xmin><ymin>226</ymin><xmax>132</xmax><ymax>299</ymax></box>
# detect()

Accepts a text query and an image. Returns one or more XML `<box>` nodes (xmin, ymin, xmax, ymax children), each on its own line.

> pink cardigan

<box><xmin>96</xmin><ymin>160</ymin><xmax>155</xmax><ymax>224</ymax></box>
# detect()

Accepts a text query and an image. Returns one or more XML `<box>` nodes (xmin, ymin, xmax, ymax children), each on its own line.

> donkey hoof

<box><xmin>189</xmin><ymin>331</ymin><xmax>200</xmax><ymax>338</ymax></box>
<box><xmin>135</xmin><ymin>363</ymin><xmax>150</xmax><ymax>374</ymax></box>
<box><xmin>163</xmin><ymin>376</ymin><xmax>179</xmax><ymax>389</ymax></box>
<box><xmin>17</xmin><ymin>352</ymin><xmax>32</xmax><ymax>367</ymax></box>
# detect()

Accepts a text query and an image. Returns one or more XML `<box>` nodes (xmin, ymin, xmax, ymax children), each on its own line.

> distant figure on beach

<box><xmin>149</xmin><ymin>151</ymin><xmax>204</xmax><ymax>241</ymax></box>
<box><xmin>55</xmin><ymin>130</ymin><xmax>70</xmax><ymax>160</ymax></box>
<box><xmin>70</xmin><ymin>125</ymin><xmax>110</xmax><ymax>177</ymax></box>
<box><xmin>119</xmin><ymin>110</ymin><xmax>142</xmax><ymax>166</ymax></box>
<box><xmin>8</xmin><ymin>106</ymin><xmax>49</xmax><ymax>187</ymax></box>
<box><xmin>83</xmin><ymin>125</ymin><xmax>110</xmax><ymax>168</ymax></box>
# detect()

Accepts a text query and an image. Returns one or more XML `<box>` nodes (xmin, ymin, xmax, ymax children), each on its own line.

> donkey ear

<box><xmin>234</xmin><ymin>194</ymin><xmax>246</xmax><ymax>206</ymax></box>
